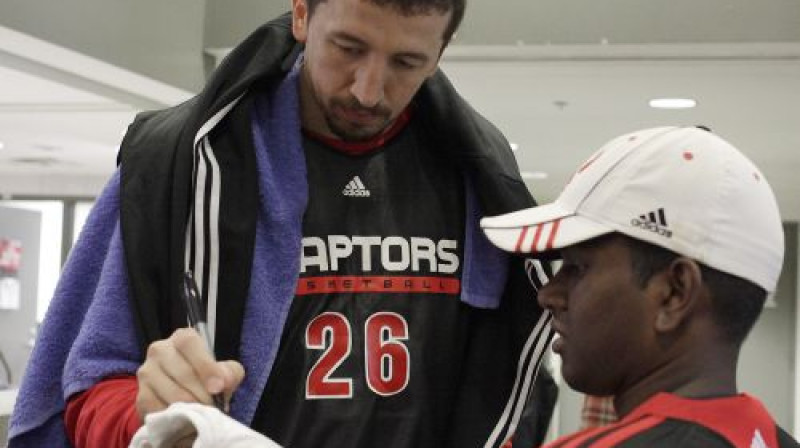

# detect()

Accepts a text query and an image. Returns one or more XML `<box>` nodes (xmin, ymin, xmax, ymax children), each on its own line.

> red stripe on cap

<box><xmin>514</xmin><ymin>226</ymin><xmax>530</xmax><ymax>253</ymax></box>
<box><xmin>591</xmin><ymin>416</ymin><xmax>665</xmax><ymax>447</ymax></box>
<box><xmin>529</xmin><ymin>224</ymin><xmax>545</xmax><ymax>253</ymax></box>
<box><xmin>577</xmin><ymin>150</ymin><xmax>604</xmax><ymax>173</ymax></box>
<box><xmin>545</xmin><ymin>218</ymin><xmax>562</xmax><ymax>251</ymax></box>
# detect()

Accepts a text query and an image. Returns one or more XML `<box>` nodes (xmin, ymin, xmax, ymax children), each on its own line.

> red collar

<box><xmin>625</xmin><ymin>392</ymin><xmax>778</xmax><ymax>447</ymax></box>
<box><xmin>303</xmin><ymin>108</ymin><xmax>412</xmax><ymax>156</ymax></box>
<box><xmin>545</xmin><ymin>393</ymin><xmax>779</xmax><ymax>448</ymax></box>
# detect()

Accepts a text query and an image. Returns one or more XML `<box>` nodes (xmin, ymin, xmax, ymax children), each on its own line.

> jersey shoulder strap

<box><xmin>631</xmin><ymin>393</ymin><xmax>778</xmax><ymax>448</ymax></box>
<box><xmin>776</xmin><ymin>426</ymin><xmax>800</xmax><ymax>448</ymax></box>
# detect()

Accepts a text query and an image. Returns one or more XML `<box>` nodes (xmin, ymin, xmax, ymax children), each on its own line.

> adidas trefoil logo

<box><xmin>630</xmin><ymin>207</ymin><xmax>672</xmax><ymax>238</ymax></box>
<box><xmin>343</xmin><ymin>175</ymin><xmax>371</xmax><ymax>197</ymax></box>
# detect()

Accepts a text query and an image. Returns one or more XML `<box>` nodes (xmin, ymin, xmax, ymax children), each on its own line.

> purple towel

<box><xmin>233</xmin><ymin>60</ymin><xmax>308</xmax><ymax>424</ymax></box>
<box><xmin>9</xmin><ymin>170</ymin><xmax>141</xmax><ymax>447</ymax></box>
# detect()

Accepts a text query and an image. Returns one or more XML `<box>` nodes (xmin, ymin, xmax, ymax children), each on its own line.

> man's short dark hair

<box><xmin>620</xmin><ymin>235</ymin><xmax>767</xmax><ymax>346</ymax></box>
<box><xmin>305</xmin><ymin>0</ymin><xmax>466</xmax><ymax>45</ymax></box>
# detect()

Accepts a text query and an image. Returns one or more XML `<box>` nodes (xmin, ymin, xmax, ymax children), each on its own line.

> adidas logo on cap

<box><xmin>630</xmin><ymin>207</ymin><xmax>672</xmax><ymax>238</ymax></box>
<box><xmin>343</xmin><ymin>175</ymin><xmax>371</xmax><ymax>197</ymax></box>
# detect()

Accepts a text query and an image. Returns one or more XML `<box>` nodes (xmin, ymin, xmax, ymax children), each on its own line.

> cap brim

<box><xmin>480</xmin><ymin>202</ymin><xmax>613</xmax><ymax>254</ymax></box>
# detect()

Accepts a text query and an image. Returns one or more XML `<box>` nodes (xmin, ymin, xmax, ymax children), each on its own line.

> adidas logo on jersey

<box><xmin>630</xmin><ymin>207</ymin><xmax>673</xmax><ymax>238</ymax></box>
<box><xmin>343</xmin><ymin>176</ymin><xmax>371</xmax><ymax>197</ymax></box>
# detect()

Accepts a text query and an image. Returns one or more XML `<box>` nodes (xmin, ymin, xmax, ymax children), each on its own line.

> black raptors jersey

<box><xmin>252</xmin><ymin>117</ymin><xmax>472</xmax><ymax>446</ymax></box>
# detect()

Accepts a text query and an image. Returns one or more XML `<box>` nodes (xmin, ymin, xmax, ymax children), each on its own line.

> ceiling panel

<box><xmin>456</xmin><ymin>0</ymin><xmax>800</xmax><ymax>45</ymax></box>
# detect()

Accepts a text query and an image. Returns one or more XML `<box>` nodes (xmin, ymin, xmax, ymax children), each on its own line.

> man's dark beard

<box><xmin>326</xmin><ymin>98</ymin><xmax>392</xmax><ymax>142</ymax></box>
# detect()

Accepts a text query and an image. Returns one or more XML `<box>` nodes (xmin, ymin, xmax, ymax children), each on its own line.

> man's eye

<box><xmin>394</xmin><ymin>58</ymin><xmax>418</xmax><ymax>69</ymax></box>
<box><xmin>337</xmin><ymin>43</ymin><xmax>363</xmax><ymax>56</ymax></box>
<box><xmin>558</xmin><ymin>261</ymin><xmax>586</xmax><ymax>276</ymax></box>
<box><xmin>393</xmin><ymin>57</ymin><xmax>423</xmax><ymax>70</ymax></box>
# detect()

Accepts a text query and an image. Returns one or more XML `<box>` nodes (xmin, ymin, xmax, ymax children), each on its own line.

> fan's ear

<box><xmin>652</xmin><ymin>257</ymin><xmax>704</xmax><ymax>333</ymax></box>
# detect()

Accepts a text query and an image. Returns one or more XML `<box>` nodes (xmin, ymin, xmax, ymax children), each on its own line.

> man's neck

<box><xmin>613</xmin><ymin>345</ymin><xmax>739</xmax><ymax>417</ymax></box>
<box><xmin>302</xmin><ymin>108</ymin><xmax>411</xmax><ymax>156</ymax></box>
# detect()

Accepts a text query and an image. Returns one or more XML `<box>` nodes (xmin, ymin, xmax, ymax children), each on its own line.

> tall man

<box><xmin>483</xmin><ymin>126</ymin><xmax>799</xmax><ymax>447</ymax></box>
<box><xmin>9</xmin><ymin>1</ymin><xmax>554</xmax><ymax>447</ymax></box>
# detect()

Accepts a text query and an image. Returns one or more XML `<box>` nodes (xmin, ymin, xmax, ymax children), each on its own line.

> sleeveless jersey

<box><xmin>542</xmin><ymin>393</ymin><xmax>800</xmax><ymax>448</ymax></box>
<box><xmin>252</xmin><ymin>118</ymin><xmax>470</xmax><ymax>447</ymax></box>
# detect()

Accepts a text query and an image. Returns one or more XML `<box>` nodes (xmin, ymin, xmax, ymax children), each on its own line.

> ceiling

<box><xmin>0</xmin><ymin>2</ymin><xmax>798</xmax><ymax>221</ymax></box>
<box><xmin>0</xmin><ymin>23</ymin><xmax>192</xmax><ymax>197</ymax></box>
<box><xmin>0</xmin><ymin>64</ymin><xmax>134</xmax><ymax>175</ymax></box>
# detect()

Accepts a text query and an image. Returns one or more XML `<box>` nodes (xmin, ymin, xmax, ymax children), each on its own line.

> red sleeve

<box><xmin>64</xmin><ymin>375</ymin><xmax>142</xmax><ymax>448</ymax></box>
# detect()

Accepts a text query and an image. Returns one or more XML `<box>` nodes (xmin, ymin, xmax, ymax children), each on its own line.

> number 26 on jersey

<box><xmin>305</xmin><ymin>311</ymin><xmax>410</xmax><ymax>399</ymax></box>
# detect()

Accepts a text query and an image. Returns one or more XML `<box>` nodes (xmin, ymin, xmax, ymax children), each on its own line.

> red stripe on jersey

<box><xmin>529</xmin><ymin>224</ymin><xmax>545</xmax><ymax>253</ymax></box>
<box><xmin>296</xmin><ymin>275</ymin><xmax>461</xmax><ymax>295</ymax></box>
<box><xmin>515</xmin><ymin>226</ymin><xmax>530</xmax><ymax>253</ymax></box>
<box><xmin>546</xmin><ymin>219</ymin><xmax>562</xmax><ymax>251</ymax></box>
<box><xmin>543</xmin><ymin>416</ymin><xmax>655</xmax><ymax>448</ymax></box>
<box><xmin>590</xmin><ymin>416</ymin><xmax>665</xmax><ymax>447</ymax></box>
<box><xmin>548</xmin><ymin>425</ymin><xmax>615</xmax><ymax>448</ymax></box>
<box><xmin>627</xmin><ymin>393</ymin><xmax>779</xmax><ymax>448</ymax></box>
<box><xmin>546</xmin><ymin>393</ymin><xmax>782</xmax><ymax>448</ymax></box>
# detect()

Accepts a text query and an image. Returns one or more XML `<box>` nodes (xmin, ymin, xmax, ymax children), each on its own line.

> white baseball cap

<box><xmin>481</xmin><ymin>126</ymin><xmax>784</xmax><ymax>293</ymax></box>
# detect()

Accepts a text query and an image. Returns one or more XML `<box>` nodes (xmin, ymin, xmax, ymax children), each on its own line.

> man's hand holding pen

<box><xmin>134</xmin><ymin>273</ymin><xmax>245</xmax><ymax>423</ymax></box>
<box><xmin>135</xmin><ymin>328</ymin><xmax>245</xmax><ymax>421</ymax></box>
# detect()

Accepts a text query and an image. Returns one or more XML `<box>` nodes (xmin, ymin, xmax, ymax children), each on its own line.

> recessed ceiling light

<box><xmin>33</xmin><ymin>143</ymin><xmax>62</xmax><ymax>152</ymax></box>
<box><xmin>520</xmin><ymin>171</ymin><xmax>548</xmax><ymax>180</ymax></box>
<box><xmin>0</xmin><ymin>142</ymin><xmax>4</xmax><ymax>150</ymax></box>
<box><xmin>11</xmin><ymin>156</ymin><xmax>62</xmax><ymax>166</ymax></box>
<box><xmin>649</xmin><ymin>98</ymin><xmax>697</xmax><ymax>109</ymax></box>
<box><xmin>510</xmin><ymin>142</ymin><xmax>520</xmax><ymax>152</ymax></box>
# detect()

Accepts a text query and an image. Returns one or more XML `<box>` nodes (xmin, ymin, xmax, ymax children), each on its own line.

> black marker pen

<box><xmin>182</xmin><ymin>271</ymin><xmax>227</xmax><ymax>413</ymax></box>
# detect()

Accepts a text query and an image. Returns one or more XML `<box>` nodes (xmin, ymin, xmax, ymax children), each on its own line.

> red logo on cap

<box><xmin>683</xmin><ymin>151</ymin><xmax>694</xmax><ymax>161</ymax></box>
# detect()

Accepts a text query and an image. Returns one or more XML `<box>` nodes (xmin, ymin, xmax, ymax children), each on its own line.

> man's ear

<box><xmin>653</xmin><ymin>257</ymin><xmax>705</xmax><ymax>332</ymax></box>
<box><xmin>292</xmin><ymin>0</ymin><xmax>309</xmax><ymax>42</ymax></box>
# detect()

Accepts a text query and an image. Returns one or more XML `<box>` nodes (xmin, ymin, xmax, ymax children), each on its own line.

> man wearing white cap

<box><xmin>482</xmin><ymin>126</ymin><xmax>799</xmax><ymax>447</ymax></box>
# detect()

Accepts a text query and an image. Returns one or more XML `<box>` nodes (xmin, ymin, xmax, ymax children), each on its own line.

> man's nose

<box><xmin>351</xmin><ymin>57</ymin><xmax>386</xmax><ymax>108</ymax></box>
<box><xmin>537</xmin><ymin>281</ymin><xmax>566</xmax><ymax>311</ymax></box>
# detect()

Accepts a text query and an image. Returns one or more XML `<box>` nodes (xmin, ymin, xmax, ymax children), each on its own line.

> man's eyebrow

<box><xmin>329</xmin><ymin>31</ymin><xmax>365</xmax><ymax>46</ymax></box>
<box><xmin>395</xmin><ymin>51</ymin><xmax>430</xmax><ymax>64</ymax></box>
<box><xmin>329</xmin><ymin>31</ymin><xmax>431</xmax><ymax>63</ymax></box>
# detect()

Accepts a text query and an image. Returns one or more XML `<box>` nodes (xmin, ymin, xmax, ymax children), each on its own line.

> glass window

<box><xmin>72</xmin><ymin>201</ymin><xmax>95</xmax><ymax>244</ymax></box>
<box><xmin>0</xmin><ymin>201</ymin><xmax>63</xmax><ymax>321</ymax></box>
